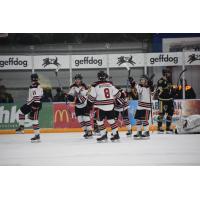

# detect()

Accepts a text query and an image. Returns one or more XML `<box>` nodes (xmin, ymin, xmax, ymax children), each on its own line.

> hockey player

<box><xmin>87</xmin><ymin>70</ymin><xmax>121</xmax><ymax>142</ymax></box>
<box><xmin>129</xmin><ymin>75</ymin><xmax>154</xmax><ymax>138</ymax></box>
<box><xmin>16</xmin><ymin>73</ymin><xmax>43</xmax><ymax>142</ymax></box>
<box><xmin>66</xmin><ymin>74</ymin><xmax>93</xmax><ymax>138</ymax></box>
<box><xmin>156</xmin><ymin>69</ymin><xmax>176</xmax><ymax>134</ymax></box>
<box><xmin>114</xmin><ymin>87</ymin><xmax>132</xmax><ymax>136</ymax></box>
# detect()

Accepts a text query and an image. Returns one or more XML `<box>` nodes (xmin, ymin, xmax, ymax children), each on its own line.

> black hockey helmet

<box><xmin>74</xmin><ymin>73</ymin><xmax>83</xmax><ymax>80</ymax></box>
<box><xmin>97</xmin><ymin>70</ymin><xmax>108</xmax><ymax>81</ymax></box>
<box><xmin>31</xmin><ymin>73</ymin><xmax>39</xmax><ymax>81</ymax></box>
<box><xmin>162</xmin><ymin>68</ymin><xmax>171</xmax><ymax>76</ymax></box>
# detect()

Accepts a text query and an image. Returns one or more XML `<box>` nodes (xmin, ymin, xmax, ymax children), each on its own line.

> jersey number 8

<box><xmin>104</xmin><ymin>88</ymin><xmax>110</xmax><ymax>98</ymax></box>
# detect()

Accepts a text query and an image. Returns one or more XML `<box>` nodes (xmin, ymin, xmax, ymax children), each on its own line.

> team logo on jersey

<box><xmin>42</xmin><ymin>57</ymin><xmax>61</xmax><ymax>68</ymax></box>
<box><xmin>117</xmin><ymin>56</ymin><xmax>136</xmax><ymax>66</ymax></box>
<box><xmin>187</xmin><ymin>54</ymin><xmax>200</xmax><ymax>64</ymax></box>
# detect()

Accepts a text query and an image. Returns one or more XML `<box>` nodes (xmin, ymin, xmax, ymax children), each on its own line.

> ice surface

<box><xmin>0</xmin><ymin>132</ymin><xmax>200</xmax><ymax>166</ymax></box>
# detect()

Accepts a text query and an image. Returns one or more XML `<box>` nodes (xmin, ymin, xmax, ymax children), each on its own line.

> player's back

<box><xmin>89</xmin><ymin>81</ymin><xmax>120</xmax><ymax>111</ymax></box>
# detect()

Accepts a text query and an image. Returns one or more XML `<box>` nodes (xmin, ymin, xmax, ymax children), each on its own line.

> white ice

<box><xmin>0</xmin><ymin>132</ymin><xmax>200</xmax><ymax>166</ymax></box>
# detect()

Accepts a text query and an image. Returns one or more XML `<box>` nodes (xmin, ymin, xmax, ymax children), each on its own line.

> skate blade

<box><xmin>16</xmin><ymin>131</ymin><xmax>24</xmax><ymax>134</ymax></box>
<box><xmin>133</xmin><ymin>137</ymin><xmax>143</xmax><ymax>140</ymax></box>
<box><xmin>110</xmin><ymin>138</ymin><xmax>120</xmax><ymax>142</ymax></box>
<box><xmin>134</xmin><ymin>137</ymin><xmax>149</xmax><ymax>140</ymax></box>
<box><xmin>126</xmin><ymin>134</ymin><xmax>132</xmax><ymax>137</ymax></box>
<box><xmin>84</xmin><ymin>135</ymin><xmax>93</xmax><ymax>139</ymax></box>
<box><xmin>165</xmin><ymin>131</ymin><xmax>174</xmax><ymax>134</ymax></box>
<box><xmin>157</xmin><ymin>131</ymin><xmax>165</xmax><ymax>134</ymax></box>
<box><xmin>31</xmin><ymin>139</ymin><xmax>41</xmax><ymax>143</ymax></box>
<box><xmin>97</xmin><ymin>139</ymin><xmax>108</xmax><ymax>143</ymax></box>
<box><xmin>93</xmin><ymin>132</ymin><xmax>101</xmax><ymax>136</ymax></box>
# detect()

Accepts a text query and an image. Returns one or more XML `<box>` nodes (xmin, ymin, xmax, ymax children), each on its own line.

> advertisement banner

<box><xmin>146</xmin><ymin>52</ymin><xmax>183</xmax><ymax>66</ymax></box>
<box><xmin>53</xmin><ymin>103</ymin><xmax>79</xmax><ymax>128</ymax></box>
<box><xmin>184</xmin><ymin>51</ymin><xmax>200</xmax><ymax>66</ymax></box>
<box><xmin>0</xmin><ymin>103</ymin><xmax>53</xmax><ymax>130</ymax></box>
<box><xmin>33</xmin><ymin>55</ymin><xmax>69</xmax><ymax>70</ymax></box>
<box><xmin>71</xmin><ymin>55</ymin><xmax>106</xmax><ymax>69</ymax></box>
<box><xmin>1</xmin><ymin>100</ymin><xmax>200</xmax><ymax>130</ymax></box>
<box><xmin>0</xmin><ymin>56</ymin><xmax>32</xmax><ymax>70</ymax></box>
<box><xmin>109</xmin><ymin>53</ymin><xmax>145</xmax><ymax>68</ymax></box>
<box><xmin>129</xmin><ymin>99</ymin><xmax>200</xmax><ymax>126</ymax></box>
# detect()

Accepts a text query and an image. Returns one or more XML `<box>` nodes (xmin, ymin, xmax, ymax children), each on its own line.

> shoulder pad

<box><xmin>81</xmin><ymin>83</ymin><xmax>88</xmax><ymax>89</ymax></box>
<box><xmin>91</xmin><ymin>81</ymin><xmax>99</xmax><ymax>87</ymax></box>
<box><xmin>70</xmin><ymin>83</ymin><xmax>77</xmax><ymax>88</ymax></box>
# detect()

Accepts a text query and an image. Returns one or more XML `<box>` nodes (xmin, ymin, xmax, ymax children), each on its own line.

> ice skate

<box><xmin>126</xmin><ymin>129</ymin><xmax>132</xmax><ymax>136</ymax></box>
<box><xmin>93</xmin><ymin>124</ymin><xmax>101</xmax><ymax>136</ymax></box>
<box><xmin>141</xmin><ymin>131</ymin><xmax>150</xmax><ymax>139</ymax></box>
<box><xmin>166</xmin><ymin>128</ymin><xmax>174</xmax><ymax>134</ymax></box>
<box><xmin>31</xmin><ymin>134</ymin><xmax>40</xmax><ymax>143</ymax></box>
<box><xmin>16</xmin><ymin>125</ymin><xmax>24</xmax><ymax>134</ymax></box>
<box><xmin>93</xmin><ymin>131</ymin><xmax>101</xmax><ymax>136</ymax></box>
<box><xmin>142</xmin><ymin>131</ymin><xmax>150</xmax><ymax>137</ymax></box>
<box><xmin>110</xmin><ymin>131</ymin><xmax>120</xmax><ymax>141</ymax></box>
<box><xmin>157</xmin><ymin>127</ymin><xmax>165</xmax><ymax>134</ymax></box>
<box><xmin>97</xmin><ymin>133</ymin><xmax>108</xmax><ymax>142</ymax></box>
<box><xmin>83</xmin><ymin>130</ymin><xmax>93</xmax><ymax>139</ymax></box>
<box><xmin>133</xmin><ymin>131</ymin><xmax>143</xmax><ymax>139</ymax></box>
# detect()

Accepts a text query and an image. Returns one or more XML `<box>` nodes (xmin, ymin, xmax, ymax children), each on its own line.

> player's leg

<box><xmin>30</xmin><ymin>109</ymin><xmax>41</xmax><ymax>142</ymax></box>
<box><xmin>83</xmin><ymin>113</ymin><xmax>93</xmax><ymax>138</ymax></box>
<box><xmin>166</xmin><ymin>101</ymin><xmax>174</xmax><ymax>133</ymax></box>
<box><xmin>134</xmin><ymin>110</ymin><xmax>143</xmax><ymax>138</ymax></box>
<box><xmin>93</xmin><ymin>109</ymin><xmax>100</xmax><ymax>135</ymax></box>
<box><xmin>75</xmin><ymin>107</ymin><xmax>87</xmax><ymax>137</ymax></box>
<box><xmin>157</xmin><ymin>100</ymin><xmax>165</xmax><ymax>133</ymax></box>
<box><xmin>96</xmin><ymin>110</ymin><xmax>108</xmax><ymax>142</ymax></box>
<box><xmin>96</xmin><ymin>121</ymin><xmax>108</xmax><ymax>141</ymax></box>
<box><xmin>16</xmin><ymin>104</ymin><xmax>31</xmax><ymax>134</ymax></box>
<box><xmin>122</xmin><ymin>109</ymin><xmax>132</xmax><ymax>136</ymax></box>
<box><xmin>141</xmin><ymin>110</ymin><xmax>150</xmax><ymax>137</ymax></box>
<box><xmin>107</xmin><ymin>110</ymin><xmax>120</xmax><ymax>141</ymax></box>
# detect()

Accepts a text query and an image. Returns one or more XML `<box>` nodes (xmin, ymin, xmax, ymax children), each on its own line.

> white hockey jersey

<box><xmin>27</xmin><ymin>84</ymin><xmax>43</xmax><ymax>105</ymax></box>
<box><xmin>88</xmin><ymin>81</ymin><xmax>120</xmax><ymax>111</ymax></box>
<box><xmin>68</xmin><ymin>83</ymin><xmax>88</xmax><ymax>108</ymax></box>
<box><xmin>135</xmin><ymin>84</ymin><xmax>152</xmax><ymax>111</ymax></box>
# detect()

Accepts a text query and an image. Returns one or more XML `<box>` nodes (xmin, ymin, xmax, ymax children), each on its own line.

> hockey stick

<box><xmin>177</xmin><ymin>69</ymin><xmax>187</xmax><ymax>86</ymax></box>
<box><xmin>144</xmin><ymin>74</ymin><xmax>155</xmax><ymax>129</ymax></box>
<box><xmin>54</xmin><ymin>68</ymin><xmax>63</xmax><ymax>90</ymax></box>
<box><xmin>148</xmin><ymin>74</ymin><xmax>155</xmax><ymax>127</ymax></box>
<box><xmin>126</xmin><ymin>68</ymin><xmax>131</xmax><ymax>93</ymax></box>
<box><xmin>176</xmin><ymin>69</ymin><xmax>187</xmax><ymax>127</ymax></box>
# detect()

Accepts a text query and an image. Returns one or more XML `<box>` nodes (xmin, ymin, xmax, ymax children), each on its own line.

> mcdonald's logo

<box><xmin>54</xmin><ymin>110</ymin><xmax>69</xmax><ymax>123</ymax></box>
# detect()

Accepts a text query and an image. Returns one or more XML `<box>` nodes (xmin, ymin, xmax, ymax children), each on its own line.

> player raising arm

<box><xmin>129</xmin><ymin>75</ymin><xmax>154</xmax><ymax>139</ymax></box>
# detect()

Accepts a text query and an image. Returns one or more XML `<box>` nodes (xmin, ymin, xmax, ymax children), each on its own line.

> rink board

<box><xmin>0</xmin><ymin>100</ymin><xmax>200</xmax><ymax>134</ymax></box>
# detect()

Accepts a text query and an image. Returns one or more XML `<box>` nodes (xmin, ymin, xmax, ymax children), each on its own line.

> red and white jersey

<box><xmin>68</xmin><ymin>83</ymin><xmax>88</xmax><ymax>108</ymax></box>
<box><xmin>27</xmin><ymin>83</ymin><xmax>43</xmax><ymax>105</ymax></box>
<box><xmin>135</xmin><ymin>84</ymin><xmax>151</xmax><ymax>110</ymax></box>
<box><xmin>114</xmin><ymin>90</ymin><xmax>129</xmax><ymax>112</ymax></box>
<box><xmin>88</xmin><ymin>81</ymin><xmax>120</xmax><ymax>111</ymax></box>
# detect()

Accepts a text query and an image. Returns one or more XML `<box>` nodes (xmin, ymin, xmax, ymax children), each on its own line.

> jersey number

<box><xmin>104</xmin><ymin>88</ymin><xmax>110</xmax><ymax>98</ymax></box>
<box><xmin>33</xmin><ymin>91</ymin><xmax>36</xmax><ymax>95</ymax></box>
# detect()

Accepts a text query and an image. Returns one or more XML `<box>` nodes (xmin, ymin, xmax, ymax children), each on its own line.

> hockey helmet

<box><xmin>74</xmin><ymin>74</ymin><xmax>83</xmax><ymax>80</ymax></box>
<box><xmin>97</xmin><ymin>70</ymin><xmax>108</xmax><ymax>81</ymax></box>
<box><xmin>31</xmin><ymin>73</ymin><xmax>39</xmax><ymax>82</ymax></box>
